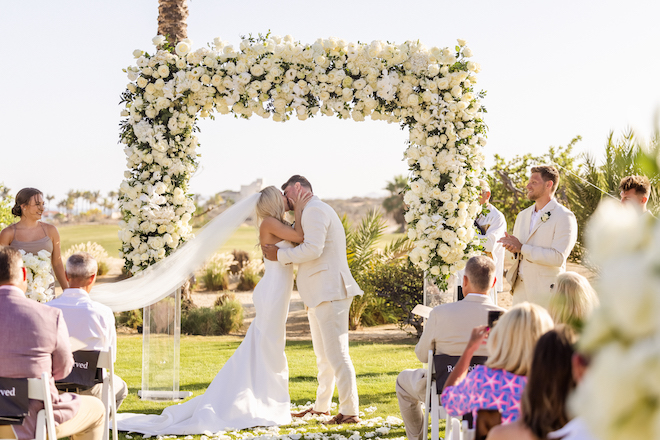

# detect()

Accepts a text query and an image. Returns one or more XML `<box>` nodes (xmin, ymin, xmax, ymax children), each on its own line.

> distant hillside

<box><xmin>197</xmin><ymin>196</ymin><xmax>399</xmax><ymax>231</ymax></box>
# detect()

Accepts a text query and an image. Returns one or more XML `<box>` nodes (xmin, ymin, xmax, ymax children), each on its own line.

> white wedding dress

<box><xmin>116</xmin><ymin>241</ymin><xmax>294</xmax><ymax>435</ymax></box>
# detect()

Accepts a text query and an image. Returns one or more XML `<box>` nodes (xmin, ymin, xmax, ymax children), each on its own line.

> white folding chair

<box><xmin>97</xmin><ymin>348</ymin><xmax>118</xmax><ymax>440</ymax></box>
<box><xmin>423</xmin><ymin>349</ymin><xmax>460</xmax><ymax>440</ymax></box>
<box><xmin>0</xmin><ymin>373</ymin><xmax>57</xmax><ymax>440</ymax></box>
<box><xmin>423</xmin><ymin>350</ymin><xmax>487</xmax><ymax>440</ymax></box>
<box><xmin>28</xmin><ymin>374</ymin><xmax>57</xmax><ymax>440</ymax></box>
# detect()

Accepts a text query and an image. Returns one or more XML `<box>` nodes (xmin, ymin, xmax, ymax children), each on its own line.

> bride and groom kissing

<box><xmin>116</xmin><ymin>175</ymin><xmax>364</xmax><ymax>435</ymax></box>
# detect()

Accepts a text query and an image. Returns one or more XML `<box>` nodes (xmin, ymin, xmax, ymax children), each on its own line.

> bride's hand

<box><xmin>290</xmin><ymin>192</ymin><xmax>312</xmax><ymax>213</ymax></box>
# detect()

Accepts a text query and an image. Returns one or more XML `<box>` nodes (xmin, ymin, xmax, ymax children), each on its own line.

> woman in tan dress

<box><xmin>0</xmin><ymin>187</ymin><xmax>68</xmax><ymax>291</ymax></box>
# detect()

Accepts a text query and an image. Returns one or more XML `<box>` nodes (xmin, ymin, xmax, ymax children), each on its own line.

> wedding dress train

<box><xmin>116</xmin><ymin>241</ymin><xmax>294</xmax><ymax>435</ymax></box>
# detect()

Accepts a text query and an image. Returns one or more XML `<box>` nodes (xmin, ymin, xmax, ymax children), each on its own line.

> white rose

<box><xmin>157</xmin><ymin>65</ymin><xmax>170</xmax><ymax>77</ymax></box>
<box><xmin>457</xmin><ymin>39</ymin><xmax>467</xmax><ymax>47</ymax></box>
<box><xmin>133</xmin><ymin>49</ymin><xmax>144</xmax><ymax>58</ymax></box>
<box><xmin>463</xmin><ymin>47</ymin><xmax>473</xmax><ymax>58</ymax></box>
<box><xmin>175</xmin><ymin>41</ymin><xmax>191</xmax><ymax>56</ymax></box>
<box><xmin>152</xmin><ymin>35</ymin><xmax>166</xmax><ymax>46</ymax></box>
<box><xmin>136</xmin><ymin>77</ymin><xmax>148</xmax><ymax>88</ymax></box>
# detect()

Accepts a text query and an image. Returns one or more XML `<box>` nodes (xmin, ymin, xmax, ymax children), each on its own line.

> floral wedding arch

<box><xmin>118</xmin><ymin>33</ymin><xmax>487</xmax><ymax>289</ymax></box>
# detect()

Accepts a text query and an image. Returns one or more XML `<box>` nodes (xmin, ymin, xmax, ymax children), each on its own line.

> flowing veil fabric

<box><xmin>90</xmin><ymin>193</ymin><xmax>261</xmax><ymax>312</ymax></box>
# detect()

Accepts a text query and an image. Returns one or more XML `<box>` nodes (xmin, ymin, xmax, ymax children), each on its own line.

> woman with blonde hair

<box><xmin>117</xmin><ymin>185</ymin><xmax>311</xmax><ymax>435</ymax></box>
<box><xmin>548</xmin><ymin>271</ymin><xmax>598</xmax><ymax>331</ymax></box>
<box><xmin>486</xmin><ymin>325</ymin><xmax>578</xmax><ymax>440</ymax></box>
<box><xmin>441</xmin><ymin>302</ymin><xmax>554</xmax><ymax>424</ymax></box>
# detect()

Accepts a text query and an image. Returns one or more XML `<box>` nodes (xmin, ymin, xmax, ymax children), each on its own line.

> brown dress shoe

<box><xmin>291</xmin><ymin>408</ymin><xmax>330</xmax><ymax>418</ymax></box>
<box><xmin>322</xmin><ymin>413</ymin><xmax>361</xmax><ymax>425</ymax></box>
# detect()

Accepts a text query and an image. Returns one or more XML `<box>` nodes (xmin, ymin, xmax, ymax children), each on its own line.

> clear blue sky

<box><xmin>1</xmin><ymin>0</ymin><xmax>658</xmax><ymax>204</ymax></box>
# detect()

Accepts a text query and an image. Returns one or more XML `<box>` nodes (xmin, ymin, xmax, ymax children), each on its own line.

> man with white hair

<box><xmin>475</xmin><ymin>179</ymin><xmax>507</xmax><ymax>302</ymax></box>
<box><xmin>48</xmin><ymin>252</ymin><xmax>128</xmax><ymax>409</ymax></box>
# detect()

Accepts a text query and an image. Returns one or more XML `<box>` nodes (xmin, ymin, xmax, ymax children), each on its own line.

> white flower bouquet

<box><xmin>19</xmin><ymin>249</ymin><xmax>55</xmax><ymax>303</ymax></box>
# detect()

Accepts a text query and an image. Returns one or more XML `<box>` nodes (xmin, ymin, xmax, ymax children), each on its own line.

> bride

<box><xmin>116</xmin><ymin>186</ymin><xmax>311</xmax><ymax>435</ymax></box>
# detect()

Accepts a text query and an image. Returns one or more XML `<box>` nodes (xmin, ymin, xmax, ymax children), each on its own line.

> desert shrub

<box><xmin>343</xmin><ymin>210</ymin><xmax>414</xmax><ymax>329</ymax></box>
<box><xmin>63</xmin><ymin>241</ymin><xmax>110</xmax><ymax>276</ymax></box>
<box><xmin>116</xmin><ymin>309</ymin><xmax>143</xmax><ymax>330</ymax></box>
<box><xmin>181</xmin><ymin>307</ymin><xmax>217</xmax><ymax>335</ymax></box>
<box><xmin>359</xmin><ymin>296</ymin><xmax>399</xmax><ymax>327</ymax></box>
<box><xmin>214</xmin><ymin>292</ymin><xmax>235</xmax><ymax>307</ymax></box>
<box><xmin>181</xmin><ymin>299</ymin><xmax>243</xmax><ymax>335</ymax></box>
<box><xmin>237</xmin><ymin>258</ymin><xmax>264</xmax><ymax>291</ymax></box>
<box><xmin>367</xmin><ymin>259</ymin><xmax>425</xmax><ymax>337</ymax></box>
<box><xmin>202</xmin><ymin>252</ymin><xmax>234</xmax><ymax>291</ymax></box>
<box><xmin>215</xmin><ymin>299</ymin><xmax>244</xmax><ymax>334</ymax></box>
<box><xmin>230</xmin><ymin>249</ymin><xmax>250</xmax><ymax>274</ymax></box>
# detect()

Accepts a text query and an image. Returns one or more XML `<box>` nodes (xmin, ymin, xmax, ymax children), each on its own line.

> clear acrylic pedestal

<box><xmin>423</xmin><ymin>272</ymin><xmax>460</xmax><ymax>308</ymax></box>
<box><xmin>138</xmin><ymin>287</ymin><xmax>192</xmax><ymax>401</ymax></box>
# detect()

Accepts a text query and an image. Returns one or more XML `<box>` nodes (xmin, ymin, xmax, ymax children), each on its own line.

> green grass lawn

<box><xmin>115</xmin><ymin>334</ymin><xmax>428</xmax><ymax>439</ymax></box>
<box><xmin>59</xmin><ymin>225</ymin><xmax>405</xmax><ymax>259</ymax></box>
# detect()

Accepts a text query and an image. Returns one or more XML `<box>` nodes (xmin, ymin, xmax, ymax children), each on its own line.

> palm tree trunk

<box><xmin>158</xmin><ymin>0</ymin><xmax>188</xmax><ymax>44</ymax></box>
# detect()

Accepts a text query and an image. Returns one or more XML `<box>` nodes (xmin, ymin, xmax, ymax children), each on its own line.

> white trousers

<box><xmin>307</xmin><ymin>297</ymin><xmax>359</xmax><ymax>416</ymax></box>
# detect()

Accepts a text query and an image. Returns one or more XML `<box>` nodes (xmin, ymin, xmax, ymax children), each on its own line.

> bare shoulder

<box><xmin>487</xmin><ymin>421</ymin><xmax>536</xmax><ymax>440</ymax></box>
<box><xmin>0</xmin><ymin>225</ymin><xmax>14</xmax><ymax>245</ymax></box>
<box><xmin>259</xmin><ymin>216</ymin><xmax>282</xmax><ymax>230</ymax></box>
<box><xmin>42</xmin><ymin>222</ymin><xmax>60</xmax><ymax>237</ymax></box>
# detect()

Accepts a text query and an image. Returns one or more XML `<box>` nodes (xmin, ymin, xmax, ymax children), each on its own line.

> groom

<box><xmin>499</xmin><ymin>165</ymin><xmax>577</xmax><ymax>308</ymax></box>
<box><xmin>262</xmin><ymin>175</ymin><xmax>363</xmax><ymax>425</ymax></box>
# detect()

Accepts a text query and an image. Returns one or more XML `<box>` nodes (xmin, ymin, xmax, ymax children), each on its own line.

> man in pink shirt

<box><xmin>0</xmin><ymin>246</ymin><xmax>104</xmax><ymax>440</ymax></box>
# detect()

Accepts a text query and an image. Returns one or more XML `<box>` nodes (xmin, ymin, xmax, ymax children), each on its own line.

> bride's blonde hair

<box><xmin>256</xmin><ymin>186</ymin><xmax>287</xmax><ymax>223</ymax></box>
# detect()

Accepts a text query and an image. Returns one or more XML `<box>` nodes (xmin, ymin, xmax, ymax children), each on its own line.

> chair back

<box><xmin>56</xmin><ymin>350</ymin><xmax>101</xmax><ymax>389</ymax></box>
<box><xmin>0</xmin><ymin>373</ymin><xmax>56</xmax><ymax>440</ymax></box>
<box><xmin>0</xmin><ymin>378</ymin><xmax>29</xmax><ymax>426</ymax></box>
<box><xmin>96</xmin><ymin>348</ymin><xmax>118</xmax><ymax>440</ymax></box>
<box><xmin>475</xmin><ymin>409</ymin><xmax>501</xmax><ymax>440</ymax></box>
<box><xmin>433</xmin><ymin>354</ymin><xmax>488</xmax><ymax>394</ymax></box>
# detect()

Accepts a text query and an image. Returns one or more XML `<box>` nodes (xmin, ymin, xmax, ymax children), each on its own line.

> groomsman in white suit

<box><xmin>476</xmin><ymin>179</ymin><xmax>507</xmax><ymax>303</ymax></box>
<box><xmin>262</xmin><ymin>175</ymin><xmax>363</xmax><ymax>425</ymax></box>
<box><xmin>499</xmin><ymin>165</ymin><xmax>577</xmax><ymax>308</ymax></box>
<box><xmin>619</xmin><ymin>175</ymin><xmax>656</xmax><ymax>219</ymax></box>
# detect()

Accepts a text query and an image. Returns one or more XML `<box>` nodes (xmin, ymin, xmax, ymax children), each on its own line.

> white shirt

<box><xmin>529</xmin><ymin>206</ymin><xmax>542</xmax><ymax>233</ymax></box>
<box><xmin>476</xmin><ymin>203</ymin><xmax>507</xmax><ymax>293</ymax></box>
<box><xmin>48</xmin><ymin>288</ymin><xmax>117</xmax><ymax>362</ymax></box>
<box><xmin>547</xmin><ymin>417</ymin><xmax>599</xmax><ymax>440</ymax></box>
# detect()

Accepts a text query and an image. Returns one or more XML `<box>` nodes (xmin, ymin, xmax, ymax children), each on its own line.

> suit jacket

<box><xmin>415</xmin><ymin>294</ymin><xmax>506</xmax><ymax>363</ymax></box>
<box><xmin>507</xmin><ymin>199</ymin><xmax>578</xmax><ymax>307</ymax></box>
<box><xmin>0</xmin><ymin>285</ymin><xmax>80</xmax><ymax>440</ymax></box>
<box><xmin>277</xmin><ymin>196</ymin><xmax>363</xmax><ymax>308</ymax></box>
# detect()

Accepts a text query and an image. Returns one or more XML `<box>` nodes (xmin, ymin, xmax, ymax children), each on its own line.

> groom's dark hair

<box><xmin>282</xmin><ymin>175</ymin><xmax>313</xmax><ymax>193</ymax></box>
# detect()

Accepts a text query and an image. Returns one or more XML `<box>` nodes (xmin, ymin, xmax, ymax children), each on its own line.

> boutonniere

<box><xmin>540</xmin><ymin>212</ymin><xmax>551</xmax><ymax>223</ymax></box>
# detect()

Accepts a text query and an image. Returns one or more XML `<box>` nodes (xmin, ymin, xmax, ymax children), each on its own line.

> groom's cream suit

<box><xmin>507</xmin><ymin>199</ymin><xmax>577</xmax><ymax>308</ymax></box>
<box><xmin>277</xmin><ymin>196</ymin><xmax>363</xmax><ymax>416</ymax></box>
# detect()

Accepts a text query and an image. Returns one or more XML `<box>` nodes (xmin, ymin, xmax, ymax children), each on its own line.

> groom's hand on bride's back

<box><xmin>262</xmin><ymin>244</ymin><xmax>278</xmax><ymax>261</ymax></box>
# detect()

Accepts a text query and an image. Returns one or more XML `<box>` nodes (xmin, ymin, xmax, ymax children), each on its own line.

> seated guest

<box><xmin>48</xmin><ymin>252</ymin><xmax>128</xmax><ymax>409</ymax></box>
<box><xmin>486</xmin><ymin>325</ymin><xmax>577</xmax><ymax>440</ymax></box>
<box><xmin>441</xmin><ymin>303</ymin><xmax>554</xmax><ymax>425</ymax></box>
<box><xmin>548</xmin><ymin>272</ymin><xmax>599</xmax><ymax>331</ymax></box>
<box><xmin>0</xmin><ymin>246</ymin><xmax>104</xmax><ymax>440</ymax></box>
<box><xmin>396</xmin><ymin>256</ymin><xmax>506</xmax><ymax>440</ymax></box>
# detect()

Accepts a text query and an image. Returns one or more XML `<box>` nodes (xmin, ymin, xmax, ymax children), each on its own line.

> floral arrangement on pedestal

<box><xmin>19</xmin><ymin>249</ymin><xmax>55</xmax><ymax>303</ymax></box>
<box><xmin>571</xmin><ymin>200</ymin><xmax>660</xmax><ymax>439</ymax></box>
<box><xmin>119</xmin><ymin>33</ymin><xmax>486</xmax><ymax>278</ymax></box>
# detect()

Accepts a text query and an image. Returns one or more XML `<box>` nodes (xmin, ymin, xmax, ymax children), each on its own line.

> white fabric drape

<box><xmin>90</xmin><ymin>193</ymin><xmax>260</xmax><ymax>312</ymax></box>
